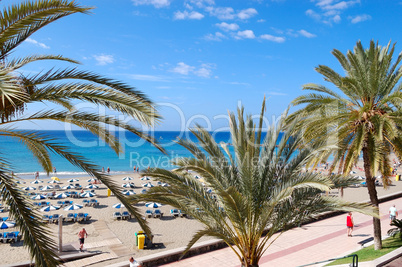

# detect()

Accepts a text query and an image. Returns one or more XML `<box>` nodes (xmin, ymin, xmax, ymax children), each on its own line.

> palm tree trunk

<box><xmin>362</xmin><ymin>146</ymin><xmax>382</xmax><ymax>250</ymax></box>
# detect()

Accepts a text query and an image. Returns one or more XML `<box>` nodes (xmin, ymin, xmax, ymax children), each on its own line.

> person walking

<box><xmin>346</xmin><ymin>212</ymin><xmax>354</xmax><ymax>237</ymax></box>
<box><xmin>78</xmin><ymin>228</ymin><xmax>88</xmax><ymax>252</ymax></box>
<box><xmin>129</xmin><ymin>257</ymin><xmax>141</xmax><ymax>267</ymax></box>
<box><xmin>107</xmin><ymin>167</ymin><xmax>110</xmax><ymax>174</ymax></box>
<box><xmin>53</xmin><ymin>167</ymin><xmax>57</xmax><ymax>174</ymax></box>
<box><xmin>389</xmin><ymin>204</ymin><xmax>398</xmax><ymax>225</ymax></box>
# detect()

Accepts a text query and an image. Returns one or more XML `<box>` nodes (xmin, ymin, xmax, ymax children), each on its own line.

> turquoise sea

<box><xmin>1</xmin><ymin>130</ymin><xmax>234</xmax><ymax>179</ymax></box>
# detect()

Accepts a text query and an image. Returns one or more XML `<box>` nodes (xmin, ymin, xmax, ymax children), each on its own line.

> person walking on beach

<box><xmin>107</xmin><ymin>167</ymin><xmax>110</xmax><ymax>174</ymax></box>
<box><xmin>389</xmin><ymin>205</ymin><xmax>398</xmax><ymax>224</ymax></box>
<box><xmin>35</xmin><ymin>171</ymin><xmax>39</xmax><ymax>180</ymax></box>
<box><xmin>102</xmin><ymin>167</ymin><xmax>105</xmax><ymax>173</ymax></box>
<box><xmin>78</xmin><ymin>228</ymin><xmax>88</xmax><ymax>252</ymax></box>
<box><xmin>129</xmin><ymin>257</ymin><xmax>141</xmax><ymax>267</ymax></box>
<box><xmin>346</xmin><ymin>212</ymin><xmax>354</xmax><ymax>237</ymax></box>
<box><xmin>53</xmin><ymin>166</ymin><xmax>56</xmax><ymax>174</ymax></box>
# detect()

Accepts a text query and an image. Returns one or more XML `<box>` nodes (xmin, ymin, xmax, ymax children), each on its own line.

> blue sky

<box><xmin>6</xmin><ymin>0</ymin><xmax>402</xmax><ymax>131</ymax></box>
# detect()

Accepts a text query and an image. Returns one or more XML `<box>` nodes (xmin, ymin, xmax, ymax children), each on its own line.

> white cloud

<box><xmin>204</xmin><ymin>32</ymin><xmax>226</xmax><ymax>41</ymax></box>
<box><xmin>25</xmin><ymin>38</ymin><xmax>50</xmax><ymax>49</ymax></box>
<box><xmin>215</xmin><ymin>22</ymin><xmax>239</xmax><ymax>31</ymax></box>
<box><xmin>306</xmin><ymin>9</ymin><xmax>321</xmax><ymax>20</ymax></box>
<box><xmin>308</xmin><ymin>0</ymin><xmax>360</xmax><ymax>24</ymax></box>
<box><xmin>237</xmin><ymin>30</ymin><xmax>255</xmax><ymax>39</ymax></box>
<box><xmin>206</xmin><ymin>6</ymin><xmax>258</xmax><ymax>20</ymax></box>
<box><xmin>298</xmin><ymin>29</ymin><xmax>316</xmax><ymax>38</ymax></box>
<box><xmin>129</xmin><ymin>74</ymin><xmax>166</xmax><ymax>81</ymax></box>
<box><xmin>260</xmin><ymin>34</ymin><xmax>285</xmax><ymax>43</ymax></box>
<box><xmin>321</xmin><ymin>0</ymin><xmax>360</xmax><ymax>10</ymax></box>
<box><xmin>93</xmin><ymin>54</ymin><xmax>115</xmax><ymax>65</ymax></box>
<box><xmin>174</xmin><ymin>10</ymin><xmax>204</xmax><ymax>20</ymax></box>
<box><xmin>171</xmin><ymin>62</ymin><xmax>214</xmax><ymax>78</ymax></box>
<box><xmin>349</xmin><ymin>14</ymin><xmax>371</xmax><ymax>24</ymax></box>
<box><xmin>194</xmin><ymin>67</ymin><xmax>212</xmax><ymax>78</ymax></box>
<box><xmin>237</xmin><ymin>8</ymin><xmax>258</xmax><ymax>20</ymax></box>
<box><xmin>172</xmin><ymin>62</ymin><xmax>195</xmax><ymax>75</ymax></box>
<box><xmin>132</xmin><ymin>0</ymin><xmax>170</xmax><ymax>8</ymax></box>
<box><xmin>206</xmin><ymin>6</ymin><xmax>235</xmax><ymax>20</ymax></box>
<box><xmin>332</xmin><ymin>14</ymin><xmax>341</xmax><ymax>23</ymax></box>
<box><xmin>186</xmin><ymin>0</ymin><xmax>215</xmax><ymax>8</ymax></box>
<box><xmin>257</xmin><ymin>19</ymin><xmax>266</xmax><ymax>23</ymax></box>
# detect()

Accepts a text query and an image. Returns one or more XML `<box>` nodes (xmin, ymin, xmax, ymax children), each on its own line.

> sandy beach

<box><xmin>1</xmin><ymin>155</ymin><xmax>402</xmax><ymax>266</ymax></box>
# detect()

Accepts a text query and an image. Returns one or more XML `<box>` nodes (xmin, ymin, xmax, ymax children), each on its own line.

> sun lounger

<box><xmin>51</xmin><ymin>214</ymin><xmax>61</xmax><ymax>223</ymax></box>
<box><xmin>170</xmin><ymin>209</ymin><xmax>179</xmax><ymax>217</ymax></box>
<box><xmin>82</xmin><ymin>200</ymin><xmax>90</xmax><ymax>207</ymax></box>
<box><xmin>77</xmin><ymin>213</ymin><xmax>85</xmax><ymax>221</ymax></box>
<box><xmin>0</xmin><ymin>232</ymin><xmax>5</xmax><ymax>243</ymax></box>
<box><xmin>66</xmin><ymin>213</ymin><xmax>75</xmax><ymax>222</ymax></box>
<box><xmin>5</xmin><ymin>231</ymin><xmax>21</xmax><ymax>243</ymax></box>
<box><xmin>113</xmin><ymin>212</ymin><xmax>122</xmax><ymax>220</ymax></box>
<box><xmin>179</xmin><ymin>210</ymin><xmax>187</xmax><ymax>218</ymax></box>
<box><xmin>84</xmin><ymin>213</ymin><xmax>91</xmax><ymax>221</ymax></box>
<box><xmin>121</xmin><ymin>211</ymin><xmax>131</xmax><ymax>220</ymax></box>
<box><xmin>41</xmin><ymin>215</ymin><xmax>50</xmax><ymax>223</ymax></box>
<box><xmin>90</xmin><ymin>199</ymin><xmax>99</xmax><ymax>207</ymax></box>
<box><xmin>145</xmin><ymin>210</ymin><xmax>153</xmax><ymax>218</ymax></box>
<box><xmin>153</xmin><ymin>209</ymin><xmax>163</xmax><ymax>218</ymax></box>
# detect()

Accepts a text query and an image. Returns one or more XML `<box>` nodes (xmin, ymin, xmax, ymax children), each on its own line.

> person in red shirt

<box><xmin>346</xmin><ymin>212</ymin><xmax>354</xmax><ymax>237</ymax></box>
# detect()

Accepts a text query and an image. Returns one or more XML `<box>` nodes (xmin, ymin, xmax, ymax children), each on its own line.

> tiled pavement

<box><xmin>160</xmin><ymin>195</ymin><xmax>402</xmax><ymax>267</ymax></box>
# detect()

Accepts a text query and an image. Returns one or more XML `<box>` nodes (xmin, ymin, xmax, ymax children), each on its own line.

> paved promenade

<box><xmin>160</xmin><ymin>195</ymin><xmax>402</xmax><ymax>267</ymax></box>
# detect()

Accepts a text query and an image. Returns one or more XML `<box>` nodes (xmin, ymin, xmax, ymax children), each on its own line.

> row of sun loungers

<box><xmin>82</xmin><ymin>199</ymin><xmax>99</xmax><ymax>207</ymax></box>
<box><xmin>170</xmin><ymin>209</ymin><xmax>187</xmax><ymax>218</ymax></box>
<box><xmin>41</xmin><ymin>213</ymin><xmax>92</xmax><ymax>223</ymax></box>
<box><xmin>0</xmin><ymin>232</ymin><xmax>21</xmax><ymax>243</ymax></box>
<box><xmin>112</xmin><ymin>211</ymin><xmax>132</xmax><ymax>220</ymax></box>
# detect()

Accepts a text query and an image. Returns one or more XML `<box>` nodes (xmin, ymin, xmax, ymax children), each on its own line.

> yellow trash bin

<box><xmin>396</xmin><ymin>174</ymin><xmax>400</xmax><ymax>181</ymax></box>
<box><xmin>138</xmin><ymin>234</ymin><xmax>145</xmax><ymax>249</ymax></box>
<box><xmin>107</xmin><ymin>188</ymin><xmax>111</xmax><ymax>197</ymax></box>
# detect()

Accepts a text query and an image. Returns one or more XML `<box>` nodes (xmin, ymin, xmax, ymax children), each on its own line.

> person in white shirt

<box><xmin>389</xmin><ymin>205</ymin><xmax>398</xmax><ymax>224</ymax></box>
<box><xmin>129</xmin><ymin>257</ymin><xmax>140</xmax><ymax>267</ymax></box>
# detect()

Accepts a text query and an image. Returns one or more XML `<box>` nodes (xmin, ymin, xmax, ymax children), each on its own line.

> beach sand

<box><xmin>1</xmin><ymin>155</ymin><xmax>402</xmax><ymax>266</ymax></box>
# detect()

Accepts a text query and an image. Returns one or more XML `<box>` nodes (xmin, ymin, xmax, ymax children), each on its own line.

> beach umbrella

<box><xmin>122</xmin><ymin>177</ymin><xmax>133</xmax><ymax>181</ymax></box>
<box><xmin>145</xmin><ymin>202</ymin><xmax>162</xmax><ymax>208</ymax></box>
<box><xmin>68</xmin><ymin>178</ymin><xmax>79</xmax><ymax>182</ymax></box>
<box><xmin>16</xmin><ymin>180</ymin><xmax>26</xmax><ymax>184</ymax></box>
<box><xmin>122</xmin><ymin>190</ymin><xmax>136</xmax><ymax>196</ymax></box>
<box><xmin>85</xmin><ymin>184</ymin><xmax>99</xmax><ymax>189</ymax></box>
<box><xmin>87</xmin><ymin>178</ymin><xmax>96</xmax><ymax>183</ymax></box>
<box><xmin>140</xmin><ymin>176</ymin><xmax>150</xmax><ymax>181</ymax></box>
<box><xmin>54</xmin><ymin>193</ymin><xmax>68</xmax><ymax>199</ymax></box>
<box><xmin>356</xmin><ymin>176</ymin><xmax>365</xmax><ymax>180</ymax></box>
<box><xmin>142</xmin><ymin>182</ymin><xmax>154</xmax><ymax>188</ymax></box>
<box><xmin>62</xmin><ymin>185</ymin><xmax>75</xmax><ymax>190</ymax></box>
<box><xmin>40</xmin><ymin>205</ymin><xmax>60</xmax><ymax>212</ymax></box>
<box><xmin>161</xmin><ymin>183</ymin><xmax>169</xmax><ymax>187</ymax></box>
<box><xmin>122</xmin><ymin>183</ymin><xmax>135</xmax><ymax>188</ymax></box>
<box><xmin>48</xmin><ymin>180</ymin><xmax>60</xmax><ymax>184</ymax></box>
<box><xmin>350</xmin><ymin>171</ymin><xmax>356</xmax><ymax>174</ymax></box>
<box><xmin>64</xmin><ymin>203</ymin><xmax>83</xmax><ymax>211</ymax></box>
<box><xmin>51</xmin><ymin>176</ymin><xmax>60</xmax><ymax>181</ymax></box>
<box><xmin>112</xmin><ymin>203</ymin><xmax>125</xmax><ymax>209</ymax></box>
<box><xmin>40</xmin><ymin>185</ymin><xmax>54</xmax><ymax>191</ymax></box>
<box><xmin>80</xmin><ymin>191</ymin><xmax>96</xmax><ymax>198</ymax></box>
<box><xmin>31</xmin><ymin>194</ymin><xmax>47</xmax><ymax>200</ymax></box>
<box><xmin>31</xmin><ymin>180</ymin><xmax>43</xmax><ymax>184</ymax></box>
<box><xmin>22</xmin><ymin>186</ymin><xmax>36</xmax><ymax>191</ymax></box>
<box><xmin>206</xmin><ymin>188</ymin><xmax>213</xmax><ymax>194</ymax></box>
<box><xmin>141</xmin><ymin>189</ymin><xmax>147</xmax><ymax>194</ymax></box>
<box><xmin>0</xmin><ymin>221</ymin><xmax>15</xmax><ymax>234</ymax></box>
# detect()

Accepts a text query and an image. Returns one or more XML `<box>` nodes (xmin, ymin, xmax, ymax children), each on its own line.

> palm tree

<box><xmin>134</xmin><ymin>99</ymin><xmax>376</xmax><ymax>267</ymax></box>
<box><xmin>288</xmin><ymin>40</ymin><xmax>402</xmax><ymax>250</ymax></box>
<box><xmin>0</xmin><ymin>1</ymin><xmax>163</xmax><ymax>265</ymax></box>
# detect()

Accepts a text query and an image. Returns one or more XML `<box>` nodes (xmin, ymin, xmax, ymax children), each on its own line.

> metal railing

<box><xmin>297</xmin><ymin>254</ymin><xmax>358</xmax><ymax>267</ymax></box>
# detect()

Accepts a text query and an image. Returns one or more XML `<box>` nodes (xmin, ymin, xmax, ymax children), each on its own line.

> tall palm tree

<box><xmin>0</xmin><ymin>1</ymin><xmax>163</xmax><ymax>265</ymax></box>
<box><xmin>134</xmin><ymin>99</ymin><xmax>376</xmax><ymax>267</ymax></box>
<box><xmin>288</xmin><ymin>40</ymin><xmax>402</xmax><ymax>250</ymax></box>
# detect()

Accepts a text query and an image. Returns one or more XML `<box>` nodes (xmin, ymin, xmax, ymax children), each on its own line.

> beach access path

<box><xmin>159</xmin><ymin>193</ymin><xmax>402</xmax><ymax>267</ymax></box>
